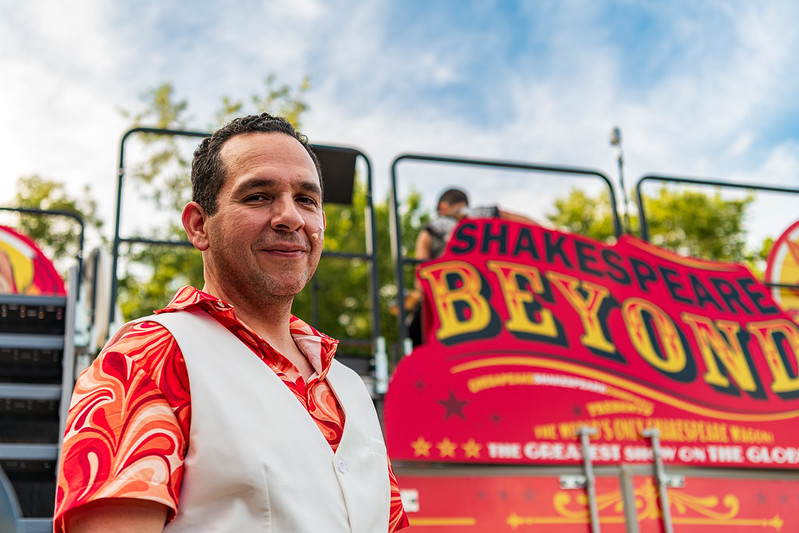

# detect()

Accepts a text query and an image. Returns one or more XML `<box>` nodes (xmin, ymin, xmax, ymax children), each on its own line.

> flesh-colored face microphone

<box><xmin>311</xmin><ymin>212</ymin><xmax>325</xmax><ymax>242</ymax></box>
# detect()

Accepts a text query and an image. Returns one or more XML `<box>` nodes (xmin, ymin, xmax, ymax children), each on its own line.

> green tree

<box><xmin>547</xmin><ymin>186</ymin><xmax>758</xmax><ymax>265</ymax></box>
<box><xmin>291</xmin><ymin>184</ymin><xmax>427</xmax><ymax>355</ymax></box>
<box><xmin>116</xmin><ymin>84</ymin><xmax>199</xmax><ymax>319</ymax></box>
<box><xmin>641</xmin><ymin>187</ymin><xmax>754</xmax><ymax>263</ymax></box>
<box><xmin>116</xmin><ymin>76</ymin><xmax>426</xmax><ymax>358</ymax></box>
<box><xmin>117</xmin><ymin>76</ymin><xmax>311</xmax><ymax>320</ymax></box>
<box><xmin>7</xmin><ymin>174</ymin><xmax>104</xmax><ymax>274</ymax></box>
<box><xmin>547</xmin><ymin>188</ymin><xmax>619</xmax><ymax>242</ymax></box>
<box><xmin>214</xmin><ymin>73</ymin><xmax>310</xmax><ymax>128</ymax></box>
<box><xmin>120</xmin><ymin>76</ymin><xmax>311</xmax><ymax>214</ymax></box>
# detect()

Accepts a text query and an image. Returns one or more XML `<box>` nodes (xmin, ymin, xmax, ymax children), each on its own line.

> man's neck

<box><xmin>216</xmin><ymin>291</ymin><xmax>292</xmax><ymax>341</ymax></box>
<box><xmin>202</xmin><ymin>285</ymin><xmax>315</xmax><ymax>380</ymax></box>
<box><xmin>242</xmin><ymin>312</ymin><xmax>313</xmax><ymax>381</ymax></box>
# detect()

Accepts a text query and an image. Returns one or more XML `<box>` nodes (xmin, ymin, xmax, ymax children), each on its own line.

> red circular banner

<box><xmin>765</xmin><ymin>218</ymin><xmax>799</xmax><ymax>321</ymax></box>
<box><xmin>0</xmin><ymin>225</ymin><xmax>66</xmax><ymax>296</ymax></box>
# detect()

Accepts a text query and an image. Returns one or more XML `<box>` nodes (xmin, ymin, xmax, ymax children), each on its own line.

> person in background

<box><xmin>55</xmin><ymin>113</ymin><xmax>409</xmax><ymax>532</ymax></box>
<box><xmin>407</xmin><ymin>187</ymin><xmax>537</xmax><ymax>345</ymax></box>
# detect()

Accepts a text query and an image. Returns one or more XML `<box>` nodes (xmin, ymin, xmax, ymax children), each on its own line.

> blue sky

<box><xmin>2</xmin><ymin>0</ymin><xmax>799</xmax><ymax>247</ymax></box>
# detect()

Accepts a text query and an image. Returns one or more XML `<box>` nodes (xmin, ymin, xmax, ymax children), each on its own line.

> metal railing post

<box><xmin>577</xmin><ymin>426</ymin><xmax>601</xmax><ymax>533</ymax></box>
<box><xmin>642</xmin><ymin>428</ymin><xmax>674</xmax><ymax>533</ymax></box>
<box><xmin>389</xmin><ymin>153</ymin><xmax>622</xmax><ymax>363</ymax></box>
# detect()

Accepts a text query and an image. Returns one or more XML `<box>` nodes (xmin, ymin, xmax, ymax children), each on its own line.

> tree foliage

<box><xmin>546</xmin><ymin>185</ymin><xmax>759</xmax><ymax>266</ymax></box>
<box><xmin>5</xmin><ymin>72</ymin><xmax>423</xmax><ymax>354</ymax></box>
<box><xmin>547</xmin><ymin>188</ymin><xmax>618</xmax><ymax>242</ymax></box>
<box><xmin>292</xmin><ymin>184</ymin><xmax>426</xmax><ymax>355</ymax></box>
<box><xmin>7</xmin><ymin>174</ymin><xmax>104</xmax><ymax>274</ymax></box>
<box><xmin>116</xmin><ymin>75</ymin><xmax>426</xmax><ymax>357</ymax></box>
<box><xmin>116</xmin><ymin>76</ymin><xmax>312</xmax><ymax>320</ymax></box>
<box><xmin>641</xmin><ymin>187</ymin><xmax>754</xmax><ymax>263</ymax></box>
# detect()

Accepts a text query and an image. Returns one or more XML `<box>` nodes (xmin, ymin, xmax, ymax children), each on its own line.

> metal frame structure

<box><xmin>109</xmin><ymin>127</ymin><xmax>209</xmax><ymax>326</ymax></box>
<box><xmin>389</xmin><ymin>152</ymin><xmax>622</xmax><ymax>361</ymax></box>
<box><xmin>635</xmin><ymin>174</ymin><xmax>799</xmax><ymax>291</ymax></box>
<box><xmin>0</xmin><ymin>206</ymin><xmax>85</xmax><ymax>283</ymax></box>
<box><xmin>108</xmin><ymin>127</ymin><xmax>382</xmax><ymax>360</ymax></box>
<box><xmin>0</xmin><ymin>209</ymin><xmax>84</xmax><ymax>532</ymax></box>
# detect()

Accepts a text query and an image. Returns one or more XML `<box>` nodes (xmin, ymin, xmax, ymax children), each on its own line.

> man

<box><xmin>55</xmin><ymin>114</ymin><xmax>409</xmax><ymax>532</ymax></box>
<box><xmin>414</xmin><ymin>188</ymin><xmax>536</xmax><ymax>261</ymax></box>
<box><xmin>407</xmin><ymin>187</ymin><xmax>536</xmax><ymax>345</ymax></box>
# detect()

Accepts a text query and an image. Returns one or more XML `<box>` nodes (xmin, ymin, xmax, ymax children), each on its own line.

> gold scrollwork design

<box><xmin>507</xmin><ymin>478</ymin><xmax>784</xmax><ymax>530</ymax></box>
<box><xmin>670</xmin><ymin>486</ymin><xmax>738</xmax><ymax>520</ymax></box>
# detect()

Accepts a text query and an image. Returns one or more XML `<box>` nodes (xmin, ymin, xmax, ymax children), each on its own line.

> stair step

<box><xmin>0</xmin><ymin>444</ymin><xmax>58</xmax><ymax>462</ymax></box>
<box><xmin>0</xmin><ymin>384</ymin><xmax>61</xmax><ymax>401</ymax></box>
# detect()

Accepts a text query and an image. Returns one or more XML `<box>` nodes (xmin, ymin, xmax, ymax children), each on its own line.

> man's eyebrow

<box><xmin>231</xmin><ymin>178</ymin><xmax>276</xmax><ymax>195</ymax></box>
<box><xmin>233</xmin><ymin>178</ymin><xmax>322</xmax><ymax>197</ymax></box>
<box><xmin>296</xmin><ymin>180</ymin><xmax>323</xmax><ymax>197</ymax></box>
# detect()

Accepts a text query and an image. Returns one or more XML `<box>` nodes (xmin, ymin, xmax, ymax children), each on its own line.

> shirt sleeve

<box><xmin>54</xmin><ymin>322</ymin><xmax>190</xmax><ymax>532</ymax></box>
<box><xmin>388</xmin><ymin>458</ymin><xmax>410</xmax><ymax>531</ymax></box>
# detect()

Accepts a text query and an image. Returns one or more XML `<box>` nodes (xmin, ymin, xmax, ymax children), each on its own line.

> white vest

<box><xmin>139</xmin><ymin>309</ymin><xmax>390</xmax><ymax>533</ymax></box>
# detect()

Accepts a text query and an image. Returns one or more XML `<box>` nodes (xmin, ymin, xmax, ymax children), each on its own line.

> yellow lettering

<box><xmin>622</xmin><ymin>298</ymin><xmax>686</xmax><ymax>374</ymax></box>
<box><xmin>419</xmin><ymin>261</ymin><xmax>492</xmax><ymax>341</ymax></box>
<box><xmin>547</xmin><ymin>271</ymin><xmax>615</xmax><ymax>353</ymax></box>
<box><xmin>486</xmin><ymin>260</ymin><xmax>557</xmax><ymax>338</ymax></box>
<box><xmin>747</xmin><ymin>319</ymin><xmax>799</xmax><ymax>395</ymax></box>
<box><xmin>681</xmin><ymin>313</ymin><xmax>757</xmax><ymax>392</ymax></box>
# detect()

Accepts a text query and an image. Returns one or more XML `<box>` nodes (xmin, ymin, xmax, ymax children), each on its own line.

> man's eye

<box><xmin>244</xmin><ymin>194</ymin><xmax>268</xmax><ymax>202</ymax></box>
<box><xmin>297</xmin><ymin>196</ymin><xmax>318</xmax><ymax>205</ymax></box>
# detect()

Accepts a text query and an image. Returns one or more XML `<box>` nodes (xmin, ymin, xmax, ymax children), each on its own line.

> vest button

<box><xmin>337</xmin><ymin>459</ymin><xmax>348</xmax><ymax>473</ymax></box>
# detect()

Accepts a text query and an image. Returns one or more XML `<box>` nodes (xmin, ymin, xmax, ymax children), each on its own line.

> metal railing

<box><xmin>389</xmin><ymin>152</ymin><xmax>622</xmax><ymax>361</ymax></box>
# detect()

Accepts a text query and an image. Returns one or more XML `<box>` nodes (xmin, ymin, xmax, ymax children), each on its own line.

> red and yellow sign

<box><xmin>397</xmin><ymin>472</ymin><xmax>796</xmax><ymax>531</ymax></box>
<box><xmin>0</xmin><ymin>225</ymin><xmax>65</xmax><ymax>296</ymax></box>
<box><xmin>765</xmin><ymin>218</ymin><xmax>799</xmax><ymax>322</ymax></box>
<box><xmin>385</xmin><ymin>219</ymin><xmax>799</xmax><ymax>469</ymax></box>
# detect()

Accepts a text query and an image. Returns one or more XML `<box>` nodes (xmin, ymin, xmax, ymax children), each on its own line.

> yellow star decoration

<box><xmin>411</xmin><ymin>436</ymin><xmax>432</xmax><ymax>457</ymax></box>
<box><xmin>436</xmin><ymin>438</ymin><xmax>457</xmax><ymax>458</ymax></box>
<box><xmin>462</xmin><ymin>439</ymin><xmax>482</xmax><ymax>459</ymax></box>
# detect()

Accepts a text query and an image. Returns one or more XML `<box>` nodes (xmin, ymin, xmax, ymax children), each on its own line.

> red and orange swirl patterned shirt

<box><xmin>55</xmin><ymin>286</ymin><xmax>409</xmax><ymax>532</ymax></box>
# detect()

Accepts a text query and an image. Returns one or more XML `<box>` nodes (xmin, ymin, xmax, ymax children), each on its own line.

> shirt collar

<box><xmin>156</xmin><ymin>286</ymin><xmax>340</xmax><ymax>378</ymax></box>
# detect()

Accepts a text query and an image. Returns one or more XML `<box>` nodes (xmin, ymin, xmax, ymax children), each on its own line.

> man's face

<box><xmin>439</xmin><ymin>201</ymin><xmax>468</xmax><ymax>219</ymax></box>
<box><xmin>201</xmin><ymin>132</ymin><xmax>324</xmax><ymax>303</ymax></box>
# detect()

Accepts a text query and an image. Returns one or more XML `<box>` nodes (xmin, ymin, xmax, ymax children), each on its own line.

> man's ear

<box><xmin>182</xmin><ymin>201</ymin><xmax>211</xmax><ymax>251</ymax></box>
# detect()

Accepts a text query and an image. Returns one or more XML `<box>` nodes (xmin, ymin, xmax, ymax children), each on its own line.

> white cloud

<box><xmin>0</xmin><ymin>2</ymin><xmax>133</xmax><ymax>225</ymax></box>
<box><xmin>755</xmin><ymin>141</ymin><xmax>799</xmax><ymax>186</ymax></box>
<box><xmin>2</xmin><ymin>0</ymin><xmax>799</xmax><ymax>251</ymax></box>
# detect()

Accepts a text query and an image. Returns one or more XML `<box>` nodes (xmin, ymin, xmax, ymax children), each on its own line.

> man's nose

<box><xmin>271</xmin><ymin>196</ymin><xmax>304</xmax><ymax>231</ymax></box>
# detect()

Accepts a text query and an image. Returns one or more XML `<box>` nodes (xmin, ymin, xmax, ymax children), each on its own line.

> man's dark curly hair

<box><xmin>438</xmin><ymin>188</ymin><xmax>469</xmax><ymax>207</ymax></box>
<box><xmin>191</xmin><ymin>113</ymin><xmax>322</xmax><ymax>215</ymax></box>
